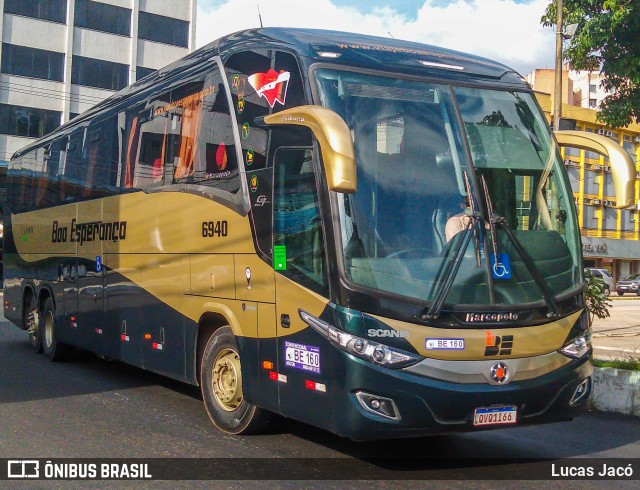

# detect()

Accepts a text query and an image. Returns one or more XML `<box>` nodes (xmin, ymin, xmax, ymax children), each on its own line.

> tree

<box><xmin>584</xmin><ymin>270</ymin><xmax>611</xmax><ymax>325</ymax></box>
<box><xmin>542</xmin><ymin>1</ymin><xmax>640</xmax><ymax>128</ymax></box>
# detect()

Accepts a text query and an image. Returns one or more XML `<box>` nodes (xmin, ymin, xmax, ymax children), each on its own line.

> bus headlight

<box><xmin>560</xmin><ymin>309</ymin><xmax>592</xmax><ymax>359</ymax></box>
<box><xmin>299</xmin><ymin>309</ymin><xmax>422</xmax><ymax>369</ymax></box>
<box><xmin>560</xmin><ymin>332</ymin><xmax>591</xmax><ymax>359</ymax></box>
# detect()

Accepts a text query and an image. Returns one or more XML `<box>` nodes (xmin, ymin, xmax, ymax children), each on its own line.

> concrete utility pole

<box><xmin>553</xmin><ymin>0</ymin><xmax>564</xmax><ymax>131</ymax></box>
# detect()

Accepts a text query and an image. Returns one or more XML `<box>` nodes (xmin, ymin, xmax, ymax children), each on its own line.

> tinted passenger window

<box><xmin>224</xmin><ymin>49</ymin><xmax>309</xmax><ymax>260</ymax></box>
<box><xmin>85</xmin><ymin>117</ymin><xmax>120</xmax><ymax>195</ymax></box>
<box><xmin>123</xmin><ymin>66</ymin><xmax>239</xmax><ymax>194</ymax></box>
<box><xmin>274</xmin><ymin>148</ymin><xmax>327</xmax><ymax>295</ymax></box>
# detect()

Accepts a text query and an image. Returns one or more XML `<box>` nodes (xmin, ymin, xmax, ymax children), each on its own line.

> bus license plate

<box><xmin>473</xmin><ymin>406</ymin><xmax>517</xmax><ymax>426</ymax></box>
<box><xmin>284</xmin><ymin>341</ymin><xmax>321</xmax><ymax>374</ymax></box>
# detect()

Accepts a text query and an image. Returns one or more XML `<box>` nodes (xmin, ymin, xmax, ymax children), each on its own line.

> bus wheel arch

<box><xmin>199</xmin><ymin>325</ymin><xmax>272</xmax><ymax>435</ymax></box>
<box><xmin>195</xmin><ymin>312</ymin><xmax>231</xmax><ymax>383</ymax></box>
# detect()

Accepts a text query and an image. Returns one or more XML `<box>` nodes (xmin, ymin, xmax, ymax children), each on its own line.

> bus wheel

<box><xmin>200</xmin><ymin>326</ymin><xmax>271</xmax><ymax>434</ymax></box>
<box><xmin>41</xmin><ymin>298</ymin><xmax>71</xmax><ymax>361</ymax></box>
<box><xmin>25</xmin><ymin>297</ymin><xmax>42</xmax><ymax>353</ymax></box>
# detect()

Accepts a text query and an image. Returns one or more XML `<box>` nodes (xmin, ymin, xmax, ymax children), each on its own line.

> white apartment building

<box><xmin>569</xmin><ymin>70</ymin><xmax>611</xmax><ymax>110</ymax></box>
<box><xmin>525</xmin><ymin>68</ymin><xmax>611</xmax><ymax>111</ymax></box>
<box><xmin>0</xmin><ymin>0</ymin><xmax>197</xmax><ymax>169</ymax></box>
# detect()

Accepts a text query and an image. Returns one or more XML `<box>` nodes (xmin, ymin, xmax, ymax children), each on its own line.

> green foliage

<box><xmin>592</xmin><ymin>358</ymin><xmax>640</xmax><ymax>371</ymax></box>
<box><xmin>583</xmin><ymin>271</ymin><xmax>611</xmax><ymax>324</ymax></box>
<box><xmin>542</xmin><ymin>1</ymin><xmax>640</xmax><ymax>128</ymax></box>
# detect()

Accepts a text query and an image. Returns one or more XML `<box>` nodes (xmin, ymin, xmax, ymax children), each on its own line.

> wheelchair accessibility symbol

<box><xmin>490</xmin><ymin>253</ymin><xmax>512</xmax><ymax>280</ymax></box>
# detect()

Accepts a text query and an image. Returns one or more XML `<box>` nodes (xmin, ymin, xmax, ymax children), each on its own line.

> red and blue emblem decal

<box><xmin>247</xmin><ymin>70</ymin><xmax>290</xmax><ymax>108</ymax></box>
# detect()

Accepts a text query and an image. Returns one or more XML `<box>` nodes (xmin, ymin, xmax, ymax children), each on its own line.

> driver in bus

<box><xmin>445</xmin><ymin>198</ymin><xmax>472</xmax><ymax>241</ymax></box>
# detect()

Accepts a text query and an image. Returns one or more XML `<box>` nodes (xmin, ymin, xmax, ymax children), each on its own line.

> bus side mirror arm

<box><xmin>554</xmin><ymin>130</ymin><xmax>636</xmax><ymax>209</ymax></box>
<box><xmin>257</xmin><ymin>106</ymin><xmax>357</xmax><ymax>193</ymax></box>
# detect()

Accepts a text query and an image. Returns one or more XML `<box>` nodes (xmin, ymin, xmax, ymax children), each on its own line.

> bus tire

<box><xmin>200</xmin><ymin>326</ymin><xmax>271</xmax><ymax>435</ymax></box>
<box><xmin>41</xmin><ymin>297</ymin><xmax>71</xmax><ymax>361</ymax></box>
<box><xmin>25</xmin><ymin>296</ymin><xmax>42</xmax><ymax>353</ymax></box>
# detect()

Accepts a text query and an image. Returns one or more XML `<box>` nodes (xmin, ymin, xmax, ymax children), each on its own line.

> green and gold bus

<box><xmin>4</xmin><ymin>29</ymin><xmax>636</xmax><ymax>440</ymax></box>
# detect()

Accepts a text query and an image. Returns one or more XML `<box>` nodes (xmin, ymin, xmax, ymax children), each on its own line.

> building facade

<box><xmin>537</xmin><ymin>93</ymin><xmax>640</xmax><ymax>283</ymax></box>
<box><xmin>526</xmin><ymin>68</ymin><xmax>611</xmax><ymax>111</ymax></box>
<box><xmin>0</xmin><ymin>0</ymin><xmax>197</xmax><ymax>208</ymax></box>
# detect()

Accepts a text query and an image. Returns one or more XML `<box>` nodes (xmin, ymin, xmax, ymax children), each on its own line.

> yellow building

<box><xmin>537</xmin><ymin>92</ymin><xmax>640</xmax><ymax>284</ymax></box>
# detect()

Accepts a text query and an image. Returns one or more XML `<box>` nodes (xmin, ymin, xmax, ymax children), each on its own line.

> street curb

<box><xmin>591</xmin><ymin>367</ymin><xmax>640</xmax><ymax>417</ymax></box>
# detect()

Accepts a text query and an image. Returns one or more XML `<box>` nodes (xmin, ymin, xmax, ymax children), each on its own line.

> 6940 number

<box><xmin>202</xmin><ymin>220</ymin><xmax>228</xmax><ymax>237</ymax></box>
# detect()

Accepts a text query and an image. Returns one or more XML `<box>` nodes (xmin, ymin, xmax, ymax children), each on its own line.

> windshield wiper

<box><xmin>424</xmin><ymin>218</ymin><xmax>476</xmax><ymax>320</ymax></box>
<box><xmin>425</xmin><ymin>172</ymin><xmax>483</xmax><ymax>320</ymax></box>
<box><xmin>481</xmin><ymin>176</ymin><xmax>559</xmax><ymax>318</ymax></box>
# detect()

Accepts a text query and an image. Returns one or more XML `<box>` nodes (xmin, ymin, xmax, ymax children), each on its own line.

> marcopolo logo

<box><xmin>465</xmin><ymin>312</ymin><xmax>519</xmax><ymax>323</ymax></box>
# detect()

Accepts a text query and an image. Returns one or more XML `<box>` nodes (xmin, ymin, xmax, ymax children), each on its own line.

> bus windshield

<box><xmin>314</xmin><ymin>68</ymin><xmax>581</xmax><ymax>307</ymax></box>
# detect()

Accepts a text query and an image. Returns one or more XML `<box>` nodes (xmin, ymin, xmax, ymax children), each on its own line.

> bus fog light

<box><xmin>356</xmin><ymin>391</ymin><xmax>401</xmax><ymax>420</ymax></box>
<box><xmin>570</xmin><ymin>377</ymin><xmax>591</xmax><ymax>405</ymax></box>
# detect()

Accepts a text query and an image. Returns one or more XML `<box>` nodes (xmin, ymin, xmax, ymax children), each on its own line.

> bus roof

<box><xmin>13</xmin><ymin>28</ymin><xmax>525</xmax><ymax>159</ymax></box>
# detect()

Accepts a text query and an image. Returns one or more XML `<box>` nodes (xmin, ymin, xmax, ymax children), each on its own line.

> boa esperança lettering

<box><xmin>51</xmin><ymin>219</ymin><xmax>127</xmax><ymax>245</ymax></box>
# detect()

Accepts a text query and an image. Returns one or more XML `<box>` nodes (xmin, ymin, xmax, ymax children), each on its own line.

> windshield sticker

<box><xmin>490</xmin><ymin>253</ymin><xmax>512</xmax><ymax>279</ymax></box>
<box><xmin>232</xmin><ymin>74</ymin><xmax>247</xmax><ymax>96</ymax></box>
<box><xmin>284</xmin><ymin>341</ymin><xmax>320</xmax><ymax>374</ymax></box>
<box><xmin>250</xmin><ymin>174</ymin><xmax>258</xmax><ymax>193</ymax></box>
<box><xmin>242</xmin><ymin>122</ymin><xmax>250</xmax><ymax>139</ymax></box>
<box><xmin>425</xmin><ymin>338</ymin><xmax>465</xmax><ymax>351</ymax></box>
<box><xmin>246</xmin><ymin>148</ymin><xmax>254</xmax><ymax>166</ymax></box>
<box><xmin>248</xmin><ymin>70</ymin><xmax>290</xmax><ymax>108</ymax></box>
<box><xmin>274</xmin><ymin>245</ymin><xmax>287</xmax><ymax>270</ymax></box>
<box><xmin>237</xmin><ymin>97</ymin><xmax>245</xmax><ymax>114</ymax></box>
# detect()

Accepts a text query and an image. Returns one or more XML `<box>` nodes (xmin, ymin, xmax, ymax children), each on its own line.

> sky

<box><xmin>196</xmin><ymin>0</ymin><xmax>556</xmax><ymax>76</ymax></box>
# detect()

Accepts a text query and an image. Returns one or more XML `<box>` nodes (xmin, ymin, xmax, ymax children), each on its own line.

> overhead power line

<box><xmin>0</xmin><ymin>79</ymin><xmax>112</xmax><ymax>106</ymax></box>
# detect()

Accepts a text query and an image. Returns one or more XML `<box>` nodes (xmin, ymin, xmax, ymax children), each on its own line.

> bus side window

<box><xmin>273</xmin><ymin>148</ymin><xmax>328</xmax><ymax>295</ymax></box>
<box><xmin>85</xmin><ymin>116</ymin><xmax>120</xmax><ymax>197</ymax></box>
<box><xmin>124</xmin><ymin>91</ymin><xmax>171</xmax><ymax>189</ymax></box>
<box><xmin>63</xmin><ymin>129</ymin><xmax>86</xmax><ymax>201</ymax></box>
<box><xmin>225</xmin><ymin>49</ymin><xmax>309</xmax><ymax>262</ymax></box>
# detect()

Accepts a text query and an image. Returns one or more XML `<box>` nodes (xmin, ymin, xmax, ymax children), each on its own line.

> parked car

<box><xmin>616</xmin><ymin>273</ymin><xmax>640</xmax><ymax>296</ymax></box>
<box><xmin>584</xmin><ymin>268</ymin><xmax>614</xmax><ymax>295</ymax></box>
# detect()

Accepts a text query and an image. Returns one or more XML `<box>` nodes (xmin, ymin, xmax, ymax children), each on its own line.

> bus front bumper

<box><xmin>331</xmin><ymin>352</ymin><xmax>592</xmax><ymax>441</ymax></box>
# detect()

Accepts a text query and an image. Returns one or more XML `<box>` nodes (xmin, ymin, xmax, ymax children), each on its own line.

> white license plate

<box><xmin>473</xmin><ymin>406</ymin><xmax>517</xmax><ymax>426</ymax></box>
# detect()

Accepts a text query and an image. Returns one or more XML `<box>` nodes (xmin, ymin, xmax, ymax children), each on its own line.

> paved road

<box><xmin>1</xmin><ymin>315</ymin><xmax>639</xmax><ymax>487</ymax></box>
<box><xmin>592</xmin><ymin>298</ymin><xmax>640</xmax><ymax>360</ymax></box>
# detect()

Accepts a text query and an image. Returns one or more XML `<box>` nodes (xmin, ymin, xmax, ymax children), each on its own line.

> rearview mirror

<box><xmin>258</xmin><ymin>106</ymin><xmax>357</xmax><ymax>193</ymax></box>
<box><xmin>554</xmin><ymin>130</ymin><xmax>635</xmax><ymax>209</ymax></box>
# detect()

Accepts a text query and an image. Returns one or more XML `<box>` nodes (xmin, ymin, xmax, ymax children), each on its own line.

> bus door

<box><xmin>272</xmin><ymin>147</ymin><xmax>332</xmax><ymax>423</ymax></box>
